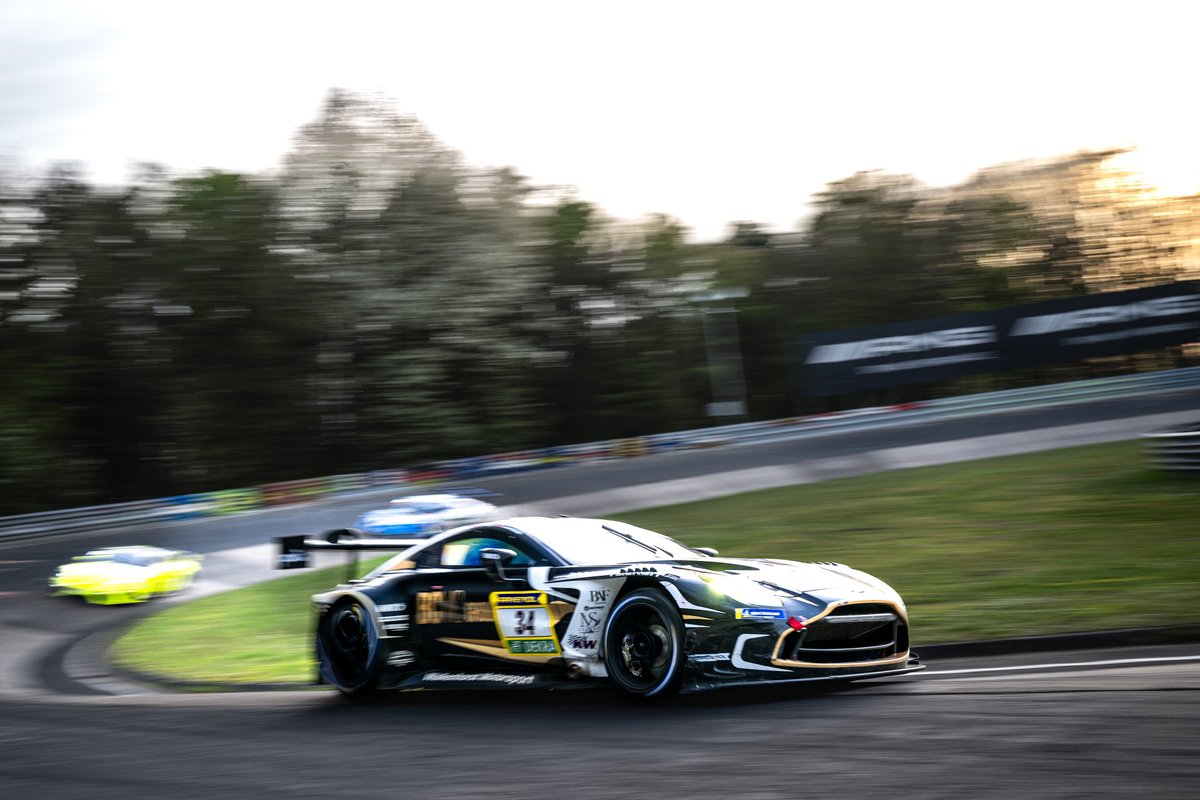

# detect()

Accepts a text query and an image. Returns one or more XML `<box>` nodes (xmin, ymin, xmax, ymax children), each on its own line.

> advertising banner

<box><xmin>797</xmin><ymin>281</ymin><xmax>1200</xmax><ymax>396</ymax></box>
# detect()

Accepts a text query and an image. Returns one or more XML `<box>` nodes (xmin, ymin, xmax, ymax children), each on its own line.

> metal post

<box><xmin>700</xmin><ymin>304</ymin><xmax>749</xmax><ymax>419</ymax></box>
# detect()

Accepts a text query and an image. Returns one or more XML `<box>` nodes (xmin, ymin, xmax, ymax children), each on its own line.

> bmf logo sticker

<box><xmin>735</xmin><ymin>608</ymin><xmax>786</xmax><ymax>621</ymax></box>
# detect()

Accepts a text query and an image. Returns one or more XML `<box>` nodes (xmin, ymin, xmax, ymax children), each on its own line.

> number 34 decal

<box><xmin>490</xmin><ymin>591</ymin><xmax>560</xmax><ymax>656</ymax></box>
<box><xmin>512</xmin><ymin>609</ymin><xmax>539</xmax><ymax>636</ymax></box>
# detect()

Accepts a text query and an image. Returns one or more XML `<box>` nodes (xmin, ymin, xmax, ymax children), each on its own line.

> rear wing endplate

<box><xmin>274</xmin><ymin>528</ymin><xmax>432</xmax><ymax>579</ymax></box>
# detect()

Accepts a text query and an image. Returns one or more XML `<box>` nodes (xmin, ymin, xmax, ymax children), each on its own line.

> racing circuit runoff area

<box><xmin>0</xmin><ymin>388</ymin><xmax>1198</xmax><ymax>798</ymax></box>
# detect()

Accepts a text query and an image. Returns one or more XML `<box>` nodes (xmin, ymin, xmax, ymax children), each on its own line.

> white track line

<box><xmin>927</xmin><ymin>654</ymin><xmax>1200</xmax><ymax>677</ymax></box>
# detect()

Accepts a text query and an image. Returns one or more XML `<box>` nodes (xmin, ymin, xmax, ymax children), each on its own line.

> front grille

<box><xmin>827</xmin><ymin>603</ymin><xmax>896</xmax><ymax>617</ymax></box>
<box><xmin>777</xmin><ymin>603</ymin><xmax>908</xmax><ymax>665</ymax></box>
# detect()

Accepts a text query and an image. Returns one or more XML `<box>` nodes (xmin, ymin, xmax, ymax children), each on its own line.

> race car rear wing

<box><xmin>274</xmin><ymin>528</ymin><xmax>432</xmax><ymax>580</ymax></box>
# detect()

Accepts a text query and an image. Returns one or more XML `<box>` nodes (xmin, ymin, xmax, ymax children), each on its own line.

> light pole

<box><xmin>692</xmin><ymin>288</ymin><xmax>749</xmax><ymax>420</ymax></box>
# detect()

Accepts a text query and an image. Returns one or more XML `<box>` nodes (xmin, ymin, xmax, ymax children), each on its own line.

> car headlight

<box><xmin>702</xmin><ymin>574</ymin><xmax>783</xmax><ymax>608</ymax></box>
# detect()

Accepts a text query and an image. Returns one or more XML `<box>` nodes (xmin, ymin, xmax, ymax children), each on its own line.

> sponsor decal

<box><xmin>855</xmin><ymin>351</ymin><xmax>997</xmax><ymax>374</ymax></box>
<box><xmin>806</xmin><ymin>326</ymin><xmax>997</xmax><ymax>364</ymax></box>
<box><xmin>490</xmin><ymin>591</ymin><xmax>561</xmax><ymax>656</ymax></box>
<box><xmin>1062</xmin><ymin>321</ymin><xmax>1197</xmax><ymax>346</ymax></box>
<box><xmin>416</xmin><ymin>590</ymin><xmax>493</xmax><ymax>625</ymax></box>
<box><xmin>1009</xmin><ymin>295</ymin><xmax>1200</xmax><ymax>336</ymax></box>
<box><xmin>275</xmin><ymin>551</ymin><xmax>307</xmax><ymax>568</ymax></box>
<box><xmin>688</xmin><ymin>653</ymin><xmax>732</xmax><ymax>663</ymax></box>
<box><xmin>735</xmin><ymin>608</ymin><xmax>787</xmax><ymax>621</ymax></box>
<box><xmin>378</xmin><ymin>602</ymin><xmax>407</xmax><ymax>613</ymax></box>
<box><xmin>382</xmin><ymin>614</ymin><xmax>410</xmax><ymax>634</ymax></box>
<box><xmin>569</xmin><ymin>588</ymin><xmax>614</xmax><ymax>636</ymax></box>
<box><xmin>574</xmin><ymin>605</ymin><xmax>605</xmax><ymax>635</ymax></box>
<box><xmin>493</xmin><ymin>592</ymin><xmax>543</xmax><ymax>607</ymax></box>
<box><xmin>423</xmin><ymin>672</ymin><xmax>536</xmax><ymax>687</ymax></box>
<box><xmin>508</xmin><ymin>639</ymin><xmax>558</xmax><ymax>655</ymax></box>
<box><xmin>566</xmin><ymin>634</ymin><xmax>598</xmax><ymax>651</ymax></box>
<box><xmin>387</xmin><ymin>650</ymin><xmax>416</xmax><ymax>667</ymax></box>
<box><xmin>800</xmin><ymin>282</ymin><xmax>1200</xmax><ymax>396</ymax></box>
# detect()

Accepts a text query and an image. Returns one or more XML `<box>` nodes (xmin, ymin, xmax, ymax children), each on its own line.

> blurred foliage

<box><xmin>0</xmin><ymin>92</ymin><xmax>1196</xmax><ymax>514</ymax></box>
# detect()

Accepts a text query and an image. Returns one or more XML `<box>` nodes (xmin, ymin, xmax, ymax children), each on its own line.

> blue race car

<box><xmin>353</xmin><ymin>492</ymin><xmax>501</xmax><ymax>536</ymax></box>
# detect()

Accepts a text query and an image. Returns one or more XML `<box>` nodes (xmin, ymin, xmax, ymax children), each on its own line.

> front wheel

<box><xmin>317</xmin><ymin>596</ymin><xmax>382</xmax><ymax>695</ymax></box>
<box><xmin>602</xmin><ymin>589</ymin><xmax>685</xmax><ymax>698</ymax></box>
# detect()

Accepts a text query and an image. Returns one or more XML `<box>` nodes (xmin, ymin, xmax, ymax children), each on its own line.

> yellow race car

<box><xmin>49</xmin><ymin>546</ymin><xmax>203</xmax><ymax>605</ymax></box>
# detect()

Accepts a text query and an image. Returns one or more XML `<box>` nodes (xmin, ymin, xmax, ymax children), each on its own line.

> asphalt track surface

<box><xmin>4</xmin><ymin>646</ymin><xmax>1200</xmax><ymax>799</ymax></box>
<box><xmin>2</xmin><ymin>388</ymin><xmax>1199</xmax><ymax>798</ymax></box>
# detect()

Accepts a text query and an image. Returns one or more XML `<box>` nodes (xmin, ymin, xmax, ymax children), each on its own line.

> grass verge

<box><xmin>110</xmin><ymin>439</ymin><xmax>1199</xmax><ymax>685</ymax></box>
<box><xmin>110</xmin><ymin>558</ymin><xmax>389</xmax><ymax>685</ymax></box>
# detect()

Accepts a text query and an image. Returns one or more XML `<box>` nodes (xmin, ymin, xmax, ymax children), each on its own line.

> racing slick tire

<box><xmin>317</xmin><ymin>595</ymin><xmax>383</xmax><ymax>696</ymax></box>
<box><xmin>602</xmin><ymin>588</ymin><xmax>686</xmax><ymax>698</ymax></box>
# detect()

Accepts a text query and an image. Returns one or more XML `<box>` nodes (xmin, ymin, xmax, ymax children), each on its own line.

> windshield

<box><xmin>111</xmin><ymin>552</ymin><xmax>161</xmax><ymax>567</ymax></box>
<box><xmin>387</xmin><ymin>501</ymin><xmax>449</xmax><ymax>514</ymax></box>
<box><xmin>527</xmin><ymin>519</ymin><xmax>702</xmax><ymax>566</ymax></box>
<box><xmin>360</xmin><ymin>547</ymin><xmax>423</xmax><ymax>580</ymax></box>
<box><xmin>76</xmin><ymin>548</ymin><xmax>170</xmax><ymax>567</ymax></box>
<box><xmin>355</xmin><ymin>519</ymin><xmax>703</xmax><ymax>579</ymax></box>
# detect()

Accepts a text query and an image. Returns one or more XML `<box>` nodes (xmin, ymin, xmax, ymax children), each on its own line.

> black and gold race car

<box><xmin>279</xmin><ymin>516</ymin><xmax>921</xmax><ymax>698</ymax></box>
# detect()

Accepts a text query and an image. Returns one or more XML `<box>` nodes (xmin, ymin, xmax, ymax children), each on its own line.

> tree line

<box><xmin>1</xmin><ymin>91</ymin><xmax>1195</xmax><ymax>514</ymax></box>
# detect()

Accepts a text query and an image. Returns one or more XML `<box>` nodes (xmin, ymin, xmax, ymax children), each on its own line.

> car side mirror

<box><xmin>480</xmin><ymin>548</ymin><xmax>519</xmax><ymax>582</ymax></box>
<box><xmin>695</xmin><ymin>547</ymin><xmax>719</xmax><ymax>557</ymax></box>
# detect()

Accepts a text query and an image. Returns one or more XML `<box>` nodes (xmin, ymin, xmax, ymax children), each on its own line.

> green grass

<box><xmin>110</xmin><ymin>558</ymin><xmax>390</xmax><ymax>685</ymax></box>
<box><xmin>110</xmin><ymin>440</ymin><xmax>1200</xmax><ymax>685</ymax></box>
<box><xmin>621</xmin><ymin>441</ymin><xmax>1200</xmax><ymax>641</ymax></box>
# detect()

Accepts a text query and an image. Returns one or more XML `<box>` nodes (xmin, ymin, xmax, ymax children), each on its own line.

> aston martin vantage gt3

<box><xmin>300</xmin><ymin>516</ymin><xmax>922</xmax><ymax>698</ymax></box>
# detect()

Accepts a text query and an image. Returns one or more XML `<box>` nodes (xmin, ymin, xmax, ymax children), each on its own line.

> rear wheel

<box><xmin>317</xmin><ymin>596</ymin><xmax>382</xmax><ymax>695</ymax></box>
<box><xmin>602</xmin><ymin>589</ymin><xmax>685</xmax><ymax>698</ymax></box>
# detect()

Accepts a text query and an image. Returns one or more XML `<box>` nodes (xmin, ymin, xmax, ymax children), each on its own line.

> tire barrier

<box><xmin>1143</xmin><ymin>422</ymin><xmax>1200</xmax><ymax>472</ymax></box>
<box><xmin>259</xmin><ymin>479</ymin><xmax>328</xmax><ymax>507</ymax></box>
<box><xmin>210</xmin><ymin>489</ymin><xmax>263</xmax><ymax>515</ymax></box>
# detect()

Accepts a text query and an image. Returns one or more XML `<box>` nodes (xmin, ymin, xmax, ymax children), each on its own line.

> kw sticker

<box><xmin>491</xmin><ymin>591</ymin><xmax>561</xmax><ymax>656</ymax></box>
<box><xmin>566</xmin><ymin>634</ymin><xmax>598</xmax><ymax>652</ymax></box>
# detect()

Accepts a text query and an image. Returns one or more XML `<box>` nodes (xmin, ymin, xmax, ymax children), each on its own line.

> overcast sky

<box><xmin>2</xmin><ymin>0</ymin><xmax>1196</xmax><ymax>241</ymax></box>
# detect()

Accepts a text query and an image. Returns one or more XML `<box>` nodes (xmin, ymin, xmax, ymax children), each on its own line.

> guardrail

<box><xmin>0</xmin><ymin>471</ymin><xmax>411</xmax><ymax>544</ymax></box>
<box><xmin>638</xmin><ymin>364</ymin><xmax>1200</xmax><ymax>452</ymax></box>
<box><xmin>2</xmin><ymin>365</ymin><xmax>1198</xmax><ymax>543</ymax></box>
<box><xmin>1142</xmin><ymin>422</ymin><xmax>1200</xmax><ymax>472</ymax></box>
